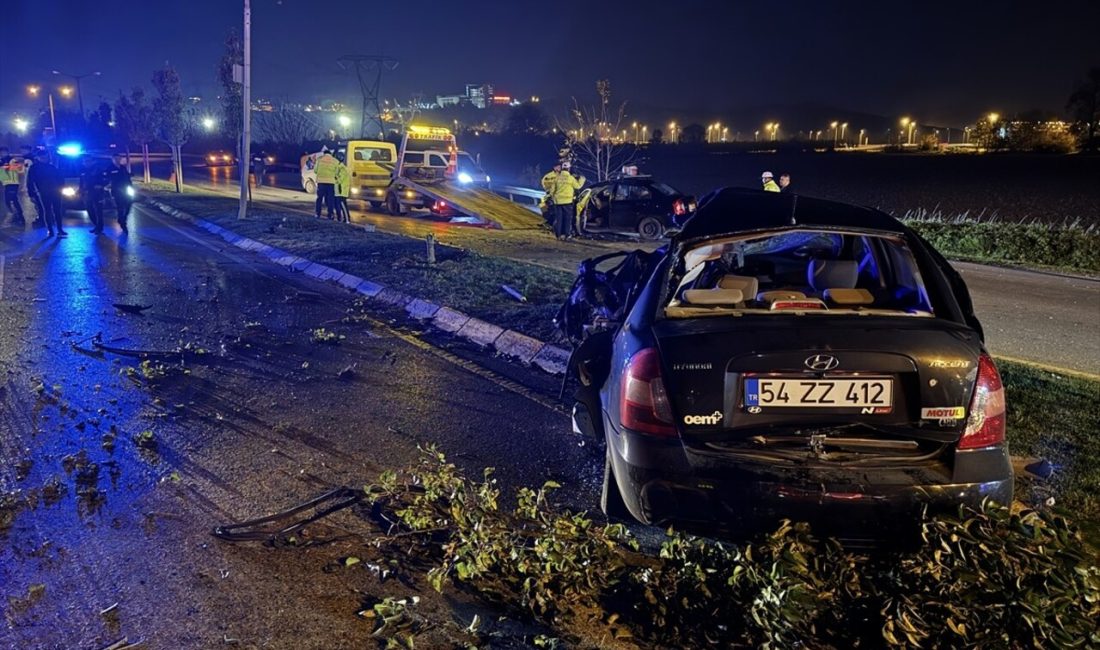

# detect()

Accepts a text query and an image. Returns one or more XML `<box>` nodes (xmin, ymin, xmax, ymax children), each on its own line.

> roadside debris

<box><xmin>338</xmin><ymin>364</ymin><xmax>358</xmax><ymax>380</ymax></box>
<box><xmin>112</xmin><ymin>303</ymin><xmax>153</xmax><ymax>315</ymax></box>
<box><xmin>501</xmin><ymin>284</ymin><xmax>528</xmax><ymax>303</ymax></box>
<box><xmin>310</xmin><ymin>328</ymin><xmax>344</xmax><ymax>345</ymax></box>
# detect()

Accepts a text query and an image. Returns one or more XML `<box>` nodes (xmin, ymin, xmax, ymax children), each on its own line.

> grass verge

<box><xmin>903</xmin><ymin>209</ymin><xmax>1100</xmax><ymax>275</ymax></box>
<box><xmin>143</xmin><ymin>185</ymin><xmax>573</xmax><ymax>342</ymax></box>
<box><xmin>1001</xmin><ymin>360</ymin><xmax>1100</xmax><ymax>528</ymax></box>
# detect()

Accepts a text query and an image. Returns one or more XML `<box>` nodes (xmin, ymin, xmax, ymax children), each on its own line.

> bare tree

<box><xmin>115</xmin><ymin>87</ymin><xmax>157</xmax><ymax>182</ymax></box>
<box><xmin>556</xmin><ymin>80</ymin><xmax>638</xmax><ymax>182</ymax></box>
<box><xmin>152</xmin><ymin>65</ymin><xmax>192</xmax><ymax>192</ymax></box>
<box><xmin>255</xmin><ymin>104</ymin><xmax>320</xmax><ymax>145</ymax></box>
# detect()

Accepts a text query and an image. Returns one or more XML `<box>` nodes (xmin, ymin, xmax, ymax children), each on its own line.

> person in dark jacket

<box><xmin>779</xmin><ymin>173</ymin><xmax>792</xmax><ymax>193</ymax></box>
<box><xmin>19</xmin><ymin>146</ymin><xmax>46</xmax><ymax>226</ymax></box>
<box><xmin>81</xmin><ymin>156</ymin><xmax>108</xmax><ymax>234</ymax></box>
<box><xmin>106</xmin><ymin>154</ymin><xmax>133</xmax><ymax>233</ymax></box>
<box><xmin>27</xmin><ymin>152</ymin><xmax>66</xmax><ymax>237</ymax></box>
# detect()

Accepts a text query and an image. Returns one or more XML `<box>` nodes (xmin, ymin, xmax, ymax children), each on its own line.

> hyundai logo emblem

<box><xmin>804</xmin><ymin>354</ymin><xmax>840</xmax><ymax>371</ymax></box>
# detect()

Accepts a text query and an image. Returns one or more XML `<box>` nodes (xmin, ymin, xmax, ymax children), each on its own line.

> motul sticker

<box><xmin>921</xmin><ymin>407</ymin><xmax>965</xmax><ymax>420</ymax></box>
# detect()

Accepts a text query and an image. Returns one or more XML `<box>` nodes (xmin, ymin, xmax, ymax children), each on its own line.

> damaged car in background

<box><xmin>556</xmin><ymin>188</ymin><xmax>1011</xmax><ymax>542</ymax></box>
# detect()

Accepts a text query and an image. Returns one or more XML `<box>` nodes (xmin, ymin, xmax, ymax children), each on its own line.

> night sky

<box><xmin>2</xmin><ymin>0</ymin><xmax>1098</xmax><ymax>127</ymax></box>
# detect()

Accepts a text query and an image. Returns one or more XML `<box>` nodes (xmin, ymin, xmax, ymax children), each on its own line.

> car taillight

<box><xmin>434</xmin><ymin>200</ymin><xmax>447</xmax><ymax>211</ymax></box>
<box><xmin>620</xmin><ymin>348</ymin><xmax>676</xmax><ymax>437</ymax></box>
<box><xmin>672</xmin><ymin>199</ymin><xmax>686</xmax><ymax>216</ymax></box>
<box><xmin>958</xmin><ymin>354</ymin><xmax>1006</xmax><ymax>450</ymax></box>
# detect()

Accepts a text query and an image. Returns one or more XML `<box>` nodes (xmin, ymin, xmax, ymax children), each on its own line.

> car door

<box><xmin>608</xmin><ymin>183</ymin><xmax>637</xmax><ymax>229</ymax></box>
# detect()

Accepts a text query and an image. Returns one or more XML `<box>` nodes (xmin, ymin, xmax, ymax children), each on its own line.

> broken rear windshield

<box><xmin>664</xmin><ymin>230</ymin><xmax>934</xmax><ymax>317</ymax></box>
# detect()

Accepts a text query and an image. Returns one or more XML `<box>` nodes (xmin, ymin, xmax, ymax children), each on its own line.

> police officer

<box><xmin>81</xmin><ymin>156</ymin><xmax>108</xmax><ymax>234</ymax></box>
<box><xmin>252</xmin><ymin>151</ymin><xmax>266</xmax><ymax>187</ymax></box>
<box><xmin>107</xmin><ymin>154</ymin><xmax>134</xmax><ymax>233</ymax></box>
<box><xmin>333</xmin><ymin>153</ymin><xmax>351</xmax><ymax>223</ymax></box>
<box><xmin>761</xmin><ymin>171</ymin><xmax>780</xmax><ymax>192</ymax></box>
<box><xmin>0</xmin><ymin>147</ymin><xmax>25</xmax><ymax>226</ymax></box>
<box><xmin>541</xmin><ymin>161</ymin><xmax>585</xmax><ymax>239</ymax></box>
<box><xmin>313</xmin><ymin>148</ymin><xmax>338</xmax><ymax>219</ymax></box>
<box><xmin>27</xmin><ymin>151</ymin><xmax>66</xmax><ymax>237</ymax></box>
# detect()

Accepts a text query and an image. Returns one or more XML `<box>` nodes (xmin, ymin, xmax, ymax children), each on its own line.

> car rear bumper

<box><xmin>607</xmin><ymin>427</ymin><xmax>1013</xmax><ymax>539</ymax></box>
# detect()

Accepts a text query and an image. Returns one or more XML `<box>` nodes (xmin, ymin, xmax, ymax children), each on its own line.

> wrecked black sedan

<box><xmin>557</xmin><ymin>188</ymin><xmax>1012</xmax><ymax>541</ymax></box>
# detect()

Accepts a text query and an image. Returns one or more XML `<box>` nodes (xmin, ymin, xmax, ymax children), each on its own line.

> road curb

<box><xmin>144</xmin><ymin>197</ymin><xmax>571</xmax><ymax>376</ymax></box>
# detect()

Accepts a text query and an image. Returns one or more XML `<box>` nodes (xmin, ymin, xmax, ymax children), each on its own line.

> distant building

<box><xmin>437</xmin><ymin>95</ymin><xmax>464</xmax><ymax>107</ymax></box>
<box><xmin>466</xmin><ymin>84</ymin><xmax>493</xmax><ymax>109</ymax></box>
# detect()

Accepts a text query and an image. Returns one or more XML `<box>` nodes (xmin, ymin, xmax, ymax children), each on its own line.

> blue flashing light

<box><xmin>457</xmin><ymin>172</ymin><xmax>473</xmax><ymax>184</ymax></box>
<box><xmin>57</xmin><ymin>142</ymin><xmax>83</xmax><ymax>157</ymax></box>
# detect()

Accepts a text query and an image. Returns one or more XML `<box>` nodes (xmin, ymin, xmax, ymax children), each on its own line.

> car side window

<box><xmin>404</xmin><ymin>153</ymin><xmax>424</xmax><ymax>165</ymax></box>
<box><xmin>615</xmin><ymin>184</ymin><xmax>651</xmax><ymax>201</ymax></box>
<box><xmin>429</xmin><ymin>154</ymin><xmax>448</xmax><ymax>167</ymax></box>
<box><xmin>613</xmin><ymin>183</ymin><xmax>629</xmax><ymax>201</ymax></box>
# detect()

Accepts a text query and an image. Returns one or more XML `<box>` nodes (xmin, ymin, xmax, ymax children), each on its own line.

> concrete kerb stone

<box><xmin>302</xmin><ymin>262</ymin><xmax>332</xmax><ymax>279</ymax></box>
<box><xmin>376</xmin><ymin>287</ymin><xmax>413</xmax><ymax>307</ymax></box>
<box><xmin>494</xmin><ymin>329</ymin><xmax>545</xmax><ymax>365</ymax></box>
<box><xmin>532</xmin><ymin>344</ymin><xmax>570</xmax><ymax>376</ymax></box>
<box><xmin>338</xmin><ymin>273</ymin><xmax>365</xmax><ymax>290</ymax></box>
<box><xmin>432</xmin><ymin>307</ymin><xmax>470</xmax><ymax>333</ymax></box>
<box><xmin>457</xmin><ymin>318</ymin><xmax>504</xmax><ymax>348</ymax></box>
<box><xmin>405</xmin><ymin>298</ymin><xmax>441</xmax><ymax>320</ymax></box>
<box><xmin>151</xmin><ymin>195</ymin><xmax>570</xmax><ymax>377</ymax></box>
<box><xmin>355</xmin><ymin>280</ymin><xmax>384</xmax><ymax>297</ymax></box>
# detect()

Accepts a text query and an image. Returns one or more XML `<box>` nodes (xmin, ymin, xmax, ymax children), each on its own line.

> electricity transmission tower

<box><xmin>337</xmin><ymin>55</ymin><xmax>398</xmax><ymax>139</ymax></box>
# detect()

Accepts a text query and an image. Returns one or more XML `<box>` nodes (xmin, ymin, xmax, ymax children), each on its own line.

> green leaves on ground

<box><xmin>365</xmin><ymin>448</ymin><xmax>1100</xmax><ymax>649</ymax></box>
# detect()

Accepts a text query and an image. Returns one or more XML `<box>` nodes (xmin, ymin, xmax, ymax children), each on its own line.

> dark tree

<box><xmin>650</xmin><ymin>128</ymin><xmax>664</xmax><ymax>144</ymax></box>
<box><xmin>681</xmin><ymin>123</ymin><xmax>706</xmax><ymax>144</ymax></box>
<box><xmin>115</xmin><ymin>88</ymin><xmax>157</xmax><ymax>181</ymax></box>
<box><xmin>218</xmin><ymin>30</ymin><xmax>244</xmax><ymax>157</ymax></box>
<box><xmin>504</xmin><ymin>102</ymin><xmax>549</xmax><ymax>134</ymax></box>
<box><xmin>152</xmin><ymin>65</ymin><xmax>191</xmax><ymax>192</ymax></box>
<box><xmin>1066</xmin><ymin>67</ymin><xmax>1100</xmax><ymax>151</ymax></box>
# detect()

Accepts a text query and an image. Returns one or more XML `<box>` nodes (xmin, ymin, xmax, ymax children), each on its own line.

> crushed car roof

<box><xmin>675</xmin><ymin>187</ymin><xmax>909</xmax><ymax>240</ymax></box>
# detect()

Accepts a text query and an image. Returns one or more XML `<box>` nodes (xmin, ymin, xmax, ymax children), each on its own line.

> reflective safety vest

<box><xmin>334</xmin><ymin>162</ymin><xmax>350</xmax><ymax>198</ymax></box>
<box><xmin>314</xmin><ymin>154</ymin><xmax>338</xmax><ymax>184</ymax></box>
<box><xmin>0</xmin><ymin>163</ymin><xmax>19</xmax><ymax>186</ymax></box>
<box><xmin>541</xmin><ymin>170</ymin><xmax>585</xmax><ymax>205</ymax></box>
<box><xmin>762</xmin><ymin>179</ymin><xmax>780</xmax><ymax>192</ymax></box>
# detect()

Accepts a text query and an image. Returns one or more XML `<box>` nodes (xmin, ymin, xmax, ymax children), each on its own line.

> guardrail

<box><xmin>491</xmin><ymin>185</ymin><xmax>544</xmax><ymax>214</ymax></box>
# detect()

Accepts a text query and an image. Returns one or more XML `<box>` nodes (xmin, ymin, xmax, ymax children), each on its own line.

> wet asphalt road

<box><xmin>0</xmin><ymin>204</ymin><xmax>599</xmax><ymax>648</ymax></box>
<box><xmin>181</xmin><ymin>165</ymin><xmax>1100</xmax><ymax>376</ymax></box>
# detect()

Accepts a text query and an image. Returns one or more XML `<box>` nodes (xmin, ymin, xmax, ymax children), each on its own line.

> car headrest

<box><xmin>682</xmin><ymin>288</ymin><xmax>744</xmax><ymax>306</ymax></box>
<box><xmin>807</xmin><ymin>259</ymin><xmax>858</xmax><ymax>290</ymax></box>
<box><xmin>717</xmin><ymin>275</ymin><xmax>759</xmax><ymax>299</ymax></box>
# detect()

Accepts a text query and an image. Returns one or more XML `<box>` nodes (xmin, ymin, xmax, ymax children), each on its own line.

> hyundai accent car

<box><xmin>576</xmin><ymin>176</ymin><xmax>695</xmax><ymax>240</ymax></box>
<box><xmin>558</xmin><ymin>188</ymin><xmax>1011</xmax><ymax>542</ymax></box>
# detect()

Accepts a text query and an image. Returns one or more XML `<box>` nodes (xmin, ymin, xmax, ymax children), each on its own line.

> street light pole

<box><xmin>52</xmin><ymin>70</ymin><xmax>100</xmax><ymax>118</ymax></box>
<box><xmin>238</xmin><ymin>0</ymin><xmax>251</xmax><ymax>219</ymax></box>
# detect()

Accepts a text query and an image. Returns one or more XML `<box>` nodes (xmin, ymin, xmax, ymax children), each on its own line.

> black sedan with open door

<box><xmin>575</xmin><ymin>176</ymin><xmax>695</xmax><ymax>240</ymax></box>
<box><xmin>558</xmin><ymin>188</ymin><xmax>1011</xmax><ymax>542</ymax></box>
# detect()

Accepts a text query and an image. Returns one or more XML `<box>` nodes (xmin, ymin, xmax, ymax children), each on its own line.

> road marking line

<box><xmin>993</xmin><ymin>354</ymin><xmax>1100</xmax><ymax>382</ymax></box>
<box><xmin>0</xmin><ymin>254</ymin><xmax>5</xmax><ymax>300</ymax></box>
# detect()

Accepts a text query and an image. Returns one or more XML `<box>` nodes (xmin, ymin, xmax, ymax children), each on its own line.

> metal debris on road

<box><xmin>501</xmin><ymin>284</ymin><xmax>527</xmax><ymax>302</ymax></box>
<box><xmin>112</xmin><ymin>303</ymin><xmax>153</xmax><ymax>315</ymax></box>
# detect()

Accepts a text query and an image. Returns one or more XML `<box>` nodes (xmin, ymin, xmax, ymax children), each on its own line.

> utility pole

<box><xmin>238</xmin><ymin>0</ymin><xmax>251</xmax><ymax>219</ymax></box>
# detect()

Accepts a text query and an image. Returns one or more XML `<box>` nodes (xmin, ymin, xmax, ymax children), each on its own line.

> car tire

<box><xmin>386</xmin><ymin>192</ymin><xmax>404</xmax><ymax>216</ymax></box>
<box><xmin>637</xmin><ymin>216</ymin><xmax>663</xmax><ymax>240</ymax></box>
<box><xmin>304</xmin><ymin>179</ymin><xmax>316</xmax><ymax>195</ymax></box>
<box><xmin>601</xmin><ymin>448</ymin><xmax>630</xmax><ymax>521</ymax></box>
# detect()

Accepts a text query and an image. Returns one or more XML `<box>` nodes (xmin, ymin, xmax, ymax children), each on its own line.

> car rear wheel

<box><xmin>637</xmin><ymin>216</ymin><xmax>663</xmax><ymax>240</ymax></box>
<box><xmin>385</xmin><ymin>192</ymin><xmax>404</xmax><ymax>216</ymax></box>
<box><xmin>304</xmin><ymin>179</ymin><xmax>316</xmax><ymax>194</ymax></box>
<box><xmin>601</xmin><ymin>448</ymin><xmax>630</xmax><ymax>520</ymax></box>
